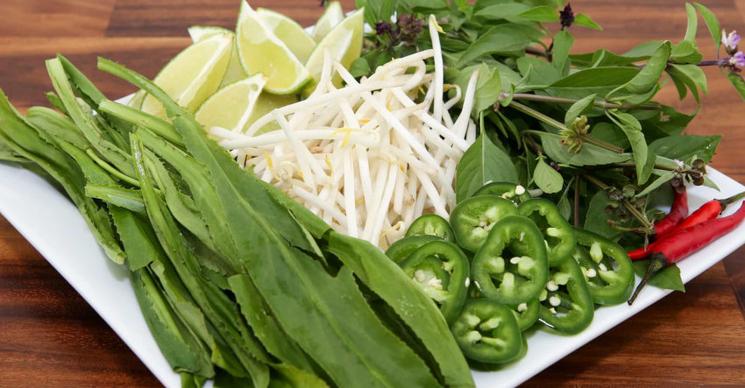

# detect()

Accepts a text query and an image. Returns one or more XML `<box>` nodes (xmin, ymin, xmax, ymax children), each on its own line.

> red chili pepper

<box><xmin>675</xmin><ymin>190</ymin><xmax>745</xmax><ymax>230</ymax></box>
<box><xmin>627</xmin><ymin>200</ymin><xmax>745</xmax><ymax>305</ymax></box>
<box><xmin>653</xmin><ymin>187</ymin><xmax>688</xmax><ymax>236</ymax></box>
<box><xmin>627</xmin><ymin>246</ymin><xmax>648</xmax><ymax>260</ymax></box>
<box><xmin>626</xmin><ymin>191</ymin><xmax>745</xmax><ymax>261</ymax></box>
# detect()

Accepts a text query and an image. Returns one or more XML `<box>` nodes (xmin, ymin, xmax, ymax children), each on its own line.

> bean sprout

<box><xmin>211</xmin><ymin>17</ymin><xmax>478</xmax><ymax>248</ymax></box>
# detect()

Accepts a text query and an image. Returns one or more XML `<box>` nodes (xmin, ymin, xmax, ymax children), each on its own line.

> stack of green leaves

<box><xmin>0</xmin><ymin>55</ymin><xmax>475</xmax><ymax>388</ymax></box>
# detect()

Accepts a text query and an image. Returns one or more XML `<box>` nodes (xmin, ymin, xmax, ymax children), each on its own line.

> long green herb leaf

<box><xmin>46</xmin><ymin>58</ymin><xmax>135</xmax><ymax>176</ymax></box>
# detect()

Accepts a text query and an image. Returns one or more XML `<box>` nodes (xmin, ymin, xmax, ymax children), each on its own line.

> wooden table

<box><xmin>1</xmin><ymin>0</ymin><xmax>744</xmax><ymax>385</ymax></box>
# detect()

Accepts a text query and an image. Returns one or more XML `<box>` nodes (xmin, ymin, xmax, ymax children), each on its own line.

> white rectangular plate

<box><xmin>2</xmin><ymin>101</ymin><xmax>744</xmax><ymax>387</ymax></box>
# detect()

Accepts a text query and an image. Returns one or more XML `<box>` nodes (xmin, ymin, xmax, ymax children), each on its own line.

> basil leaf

<box><xmin>633</xmin><ymin>261</ymin><xmax>686</xmax><ymax>292</ymax></box>
<box><xmin>564</xmin><ymin>93</ymin><xmax>596</xmax><ymax>127</ymax></box>
<box><xmin>533</xmin><ymin>157</ymin><xmax>563</xmax><ymax>194</ymax></box>
<box><xmin>649</xmin><ymin>134</ymin><xmax>720</xmax><ymax>163</ymax></box>
<box><xmin>456</xmin><ymin>134</ymin><xmax>518</xmax><ymax>202</ymax></box>
<box><xmin>584</xmin><ymin>190</ymin><xmax>619</xmax><ymax>239</ymax></box>
<box><xmin>636</xmin><ymin>171</ymin><xmax>676</xmax><ymax>198</ymax></box>
<box><xmin>623</xmin><ymin>40</ymin><xmax>664</xmax><ymax>58</ymax></box>
<box><xmin>517</xmin><ymin>56</ymin><xmax>561</xmax><ymax>86</ymax></box>
<box><xmin>693</xmin><ymin>2</ymin><xmax>722</xmax><ymax>50</ymax></box>
<box><xmin>551</xmin><ymin>30</ymin><xmax>574</xmax><ymax>74</ymax></box>
<box><xmin>359</xmin><ymin>0</ymin><xmax>395</xmax><ymax>26</ymax></box>
<box><xmin>474</xmin><ymin>3</ymin><xmax>530</xmax><ymax>21</ymax></box>
<box><xmin>536</xmin><ymin>132</ymin><xmax>631</xmax><ymax>166</ymax></box>
<box><xmin>349</xmin><ymin>57</ymin><xmax>371</xmax><ymax>77</ymax></box>
<box><xmin>452</xmin><ymin>63</ymin><xmax>502</xmax><ymax>113</ymax></box>
<box><xmin>493</xmin><ymin>61</ymin><xmax>523</xmax><ymax>89</ymax></box>
<box><xmin>518</xmin><ymin>5</ymin><xmax>559</xmax><ymax>22</ymax></box>
<box><xmin>667</xmin><ymin>64</ymin><xmax>707</xmax><ymax>102</ymax></box>
<box><xmin>623</xmin><ymin>41</ymin><xmax>671</xmax><ymax>94</ymax></box>
<box><xmin>399</xmin><ymin>0</ymin><xmax>448</xmax><ymax>9</ymax></box>
<box><xmin>607</xmin><ymin>110</ymin><xmax>651</xmax><ymax>184</ymax></box>
<box><xmin>670</xmin><ymin>40</ymin><xmax>703</xmax><ymax>64</ymax></box>
<box><xmin>573</xmin><ymin>13</ymin><xmax>602</xmax><ymax>30</ymax></box>
<box><xmin>546</xmin><ymin>67</ymin><xmax>639</xmax><ymax>99</ymax></box>
<box><xmin>571</xmin><ymin>49</ymin><xmax>644</xmax><ymax>67</ymax></box>
<box><xmin>683</xmin><ymin>3</ymin><xmax>698</xmax><ymax>42</ymax></box>
<box><xmin>591</xmin><ymin>122</ymin><xmax>629</xmax><ymax>149</ymax></box>
<box><xmin>457</xmin><ymin>24</ymin><xmax>542</xmax><ymax>65</ymax></box>
<box><xmin>703</xmin><ymin>175</ymin><xmax>720</xmax><ymax>191</ymax></box>
<box><xmin>639</xmin><ymin>105</ymin><xmax>695</xmax><ymax>140</ymax></box>
<box><xmin>727</xmin><ymin>72</ymin><xmax>745</xmax><ymax>101</ymax></box>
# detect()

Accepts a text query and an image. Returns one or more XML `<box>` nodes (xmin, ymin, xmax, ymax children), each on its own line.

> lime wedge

<box><xmin>128</xmin><ymin>90</ymin><xmax>145</xmax><ymax>109</ymax></box>
<box><xmin>141</xmin><ymin>33</ymin><xmax>233</xmax><ymax>118</ymax></box>
<box><xmin>304</xmin><ymin>9</ymin><xmax>364</xmax><ymax>91</ymax></box>
<box><xmin>312</xmin><ymin>1</ymin><xmax>344</xmax><ymax>43</ymax></box>
<box><xmin>195</xmin><ymin>74</ymin><xmax>265</xmax><ymax>132</ymax></box>
<box><xmin>256</xmin><ymin>8</ymin><xmax>316</xmax><ymax>63</ymax></box>
<box><xmin>249</xmin><ymin>93</ymin><xmax>297</xmax><ymax>134</ymax></box>
<box><xmin>187</xmin><ymin>25</ymin><xmax>230</xmax><ymax>42</ymax></box>
<box><xmin>188</xmin><ymin>26</ymin><xmax>248</xmax><ymax>88</ymax></box>
<box><xmin>236</xmin><ymin>2</ymin><xmax>310</xmax><ymax>95</ymax></box>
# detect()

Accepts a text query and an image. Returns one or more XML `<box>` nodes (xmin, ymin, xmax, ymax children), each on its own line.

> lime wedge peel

<box><xmin>195</xmin><ymin>74</ymin><xmax>266</xmax><ymax>133</ymax></box>
<box><xmin>235</xmin><ymin>2</ymin><xmax>311</xmax><ymax>95</ymax></box>
<box><xmin>304</xmin><ymin>8</ymin><xmax>364</xmax><ymax>94</ymax></box>
<box><xmin>312</xmin><ymin>1</ymin><xmax>345</xmax><ymax>43</ymax></box>
<box><xmin>187</xmin><ymin>25</ymin><xmax>230</xmax><ymax>42</ymax></box>
<box><xmin>256</xmin><ymin>8</ymin><xmax>317</xmax><ymax>63</ymax></box>
<box><xmin>140</xmin><ymin>32</ymin><xmax>233</xmax><ymax>117</ymax></box>
<box><xmin>188</xmin><ymin>26</ymin><xmax>248</xmax><ymax>88</ymax></box>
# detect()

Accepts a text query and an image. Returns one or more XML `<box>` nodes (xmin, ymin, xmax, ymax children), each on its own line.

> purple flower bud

<box><xmin>730</xmin><ymin>51</ymin><xmax>745</xmax><ymax>68</ymax></box>
<box><xmin>722</xmin><ymin>29</ymin><xmax>741</xmax><ymax>53</ymax></box>
<box><xmin>375</xmin><ymin>21</ymin><xmax>392</xmax><ymax>36</ymax></box>
<box><xmin>559</xmin><ymin>3</ymin><xmax>575</xmax><ymax>29</ymax></box>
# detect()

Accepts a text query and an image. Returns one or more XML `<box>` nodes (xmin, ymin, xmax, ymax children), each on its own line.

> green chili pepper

<box><xmin>475</xmin><ymin>182</ymin><xmax>530</xmax><ymax>204</ymax></box>
<box><xmin>450</xmin><ymin>195</ymin><xmax>519</xmax><ymax>252</ymax></box>
<box><xmin>468</xmin><ymin>336</ymin><xmax>528</xmax><ymax>371</ymax></box>
<box><xmin>471</xmin><ymin>215</ymin><xmax>549</xmax><ymax>304</ymax></box>
<box><xmin>538</xmin><ymin>257</ymin><xmax>594</xmax><ymax>334</ymax></box>
<box><xmin>451</xmin><ymin>299</ymin><xmax>523</xmax><ymax>364</ymax></box>
<box><xmin>400</xmin><ymin>240</ymin><xmax>469</xmax><ymax>323</ymax></box>
<box><xmin>510</xmin><ymin>299</ymin><xmax>540</xmax><ymax>331</ymax></box>
<box><xmin>572</xmin><ymin>229</ymin><xmax>635</xmax><ymax>305</ymax></box>
<box><xmin>405</xmin><ymin>214</ymin><xmax>455</xmax><ymax>242</ymax></box>
<box><xmin>518</xmin><ymin>198</ymin><xmax>576</xmax><ymax>266</ymax></box>
<box><xmin>385</xmin><ymin>235</ymin><xmax>440</xmax><ymax>264</ymax></box>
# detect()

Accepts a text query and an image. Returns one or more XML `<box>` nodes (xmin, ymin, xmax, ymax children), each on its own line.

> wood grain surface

<box><xmin>1</xmin><ymin>0</ymin><xmax>744</xmax><ymax>386</ymax></box>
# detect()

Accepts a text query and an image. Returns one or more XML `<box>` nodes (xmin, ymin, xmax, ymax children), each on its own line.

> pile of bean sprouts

<box><xmin>211</xmin><ymin>16</ymin><xmax>478</xmax><ymax>248</ymax></box>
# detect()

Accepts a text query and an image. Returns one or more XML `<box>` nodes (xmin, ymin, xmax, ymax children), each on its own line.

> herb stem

<box><xmin>507</xmin><ymin>100</ymin><xmax>625</xmax><ymax>154</ymax></box>
<box><xmin>573</xmin><ymin>176</ymin><xmax>581</xmax><ymax>228</ymax></box>
<box><xmin>616</xmin><ymin>155</ymin><xmax>684</xmax><ymax>171</ymax></box>
<box><xmin>525</xmin><ymin>46</ymin><xmax>549</xmax><ymax>58</ymax></box>
<box><xmin>698</xmin><ymin>59</ymin><xmax>726</xmax><ymax>67</ymax></box>
<box><xmin>585</xmin><ymin>174</ymin><xmax>653</xmax><ymax>230</ymax></box>
<box><xmin>507</xmin><ymin>100</ymin><xmax>567</xmax><ymax>132</ymax></box>
<box><xmin>507</xmin><ymin>93</ymin><xmax>659</xmax><ymax>111</ymax></box>
<box><xmin>524</xmin><ymin>135</ymin><xmax>544</xmax><ymax>156</ymax></box>
<box><xmin>86</xmin><ymin>148</ymin><xmax>140</xmax><ymax>187</ymax></box>
<box><xmin>583</xmin><ymin>173</ymin><xmax>608</xmax><ymax>190</ymax></box>
<box><xmin>583</xmin><ymin>136</ymin><xmax>625</xmax><ymax>153</ymax></box>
